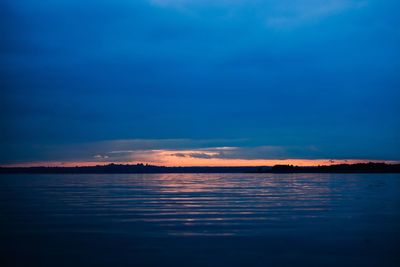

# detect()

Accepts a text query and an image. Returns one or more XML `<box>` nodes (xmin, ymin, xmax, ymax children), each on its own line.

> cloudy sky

<box><xmin>1</xmin><ymin>0</ymin><xmax>399</xmax><ymax>166</ymax></box>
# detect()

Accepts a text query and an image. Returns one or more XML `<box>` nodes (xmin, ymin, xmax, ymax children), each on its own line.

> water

<box><xmin>1</xmin><ymin>173</ymin><xmax>399</xmax><ymax>266</ymax></box>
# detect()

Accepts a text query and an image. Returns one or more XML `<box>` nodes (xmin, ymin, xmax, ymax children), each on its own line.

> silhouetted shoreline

<box><xmin>0</xmin><ymin>162</ymin><xmax>399</xmax><ymax>174</ymax></box>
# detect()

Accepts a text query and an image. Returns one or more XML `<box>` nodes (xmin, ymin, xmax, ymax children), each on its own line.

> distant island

<box><xmin>0</xmin><ymin>162</ymin><xmax>399</xmax><ymax>174</ymax></box>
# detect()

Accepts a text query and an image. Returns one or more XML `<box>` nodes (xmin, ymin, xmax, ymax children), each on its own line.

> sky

<box><xmin>1</xmin><ymin>0</ymin><xmax>399</xmax><ymax>166</ymax></box>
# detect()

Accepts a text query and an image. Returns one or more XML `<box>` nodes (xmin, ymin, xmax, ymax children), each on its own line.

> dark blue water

<box><xmin>1</xmin><ymin>173</ymin><xmax>399</xmax><ymax>266</ymax></box>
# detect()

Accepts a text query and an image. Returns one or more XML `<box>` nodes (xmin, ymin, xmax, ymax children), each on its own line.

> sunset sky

<box><xmin>1</xmin><ymin>0</ymin><xmax>399</xmax><ymax>167</ymax></box>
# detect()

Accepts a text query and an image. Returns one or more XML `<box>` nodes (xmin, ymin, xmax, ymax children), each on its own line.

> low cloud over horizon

<box><xmin>1</xmin><ymin>138</ymin><xmax>399</xmax><ymax>167</ymax></box>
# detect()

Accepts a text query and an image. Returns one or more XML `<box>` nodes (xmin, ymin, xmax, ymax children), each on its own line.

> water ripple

<box><xmin>1</xmin><ymin>173</ymin><xmax>399</xmax><ymax>237</ymax></box>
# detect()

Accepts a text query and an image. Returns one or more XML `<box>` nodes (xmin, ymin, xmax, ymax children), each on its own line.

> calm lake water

<box><xmin>1</xmin><ymin>173</ymin><xmax>399</xmax><ymax>266</ymax></box>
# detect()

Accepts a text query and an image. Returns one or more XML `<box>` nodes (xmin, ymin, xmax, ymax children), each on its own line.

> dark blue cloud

<box><xmin>1</xmin><ymin>0</ymin><xmax>399</xmax><ymax>164</ymax></box>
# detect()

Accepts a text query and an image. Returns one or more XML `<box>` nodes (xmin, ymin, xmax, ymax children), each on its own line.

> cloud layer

<box><xmin>149</xmin><ymin>0</ymin><xmax>368</xmax><ymax>28</ymax></box>
<box><xmin>2</xmin><ymin>139</ymin><xmax>399</xmax><ymax>167</ymax></box>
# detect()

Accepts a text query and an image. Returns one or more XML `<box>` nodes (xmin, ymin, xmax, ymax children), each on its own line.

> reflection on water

<box><xmin>1</xmin><ymin>173</ymin><xmax>400</xmax><ymax>237</ymax></box>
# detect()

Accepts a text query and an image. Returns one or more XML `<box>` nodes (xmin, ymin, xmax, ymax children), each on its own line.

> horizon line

<box><xmin>1</xmin><ymin>161</ymin><xmax>400</xmax><ymax>169</ymax></box>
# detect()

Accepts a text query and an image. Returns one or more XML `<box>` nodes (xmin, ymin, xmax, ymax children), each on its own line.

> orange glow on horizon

<box><xmin>2</xmin><ymin>158</ymin><xmax>399</xmax><ymax>168</ymax></box>
<box><xmin>2</xmin><ymin>148</ymin><xmax>399</xmax><ymax>168</ymax></box>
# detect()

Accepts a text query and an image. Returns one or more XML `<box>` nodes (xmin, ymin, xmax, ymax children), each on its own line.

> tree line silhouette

<box><xmin>0</xmin><ymin>162</ymin><xmax>399</xmax><ymax>174</ymax></box>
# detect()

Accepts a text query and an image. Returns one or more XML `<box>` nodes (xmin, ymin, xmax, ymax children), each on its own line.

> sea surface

<box><xmin>1</xmin><ymin>173</ymin><xmax>399</xmax><ymax>267</ymax></box>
